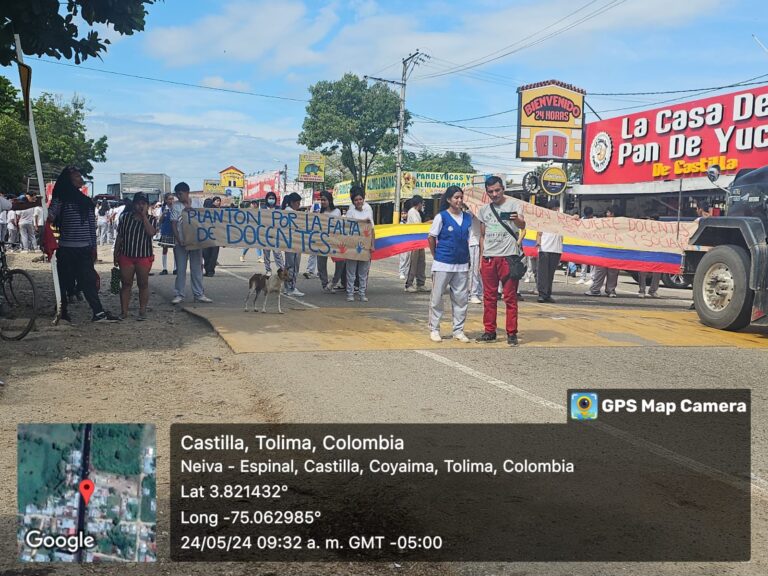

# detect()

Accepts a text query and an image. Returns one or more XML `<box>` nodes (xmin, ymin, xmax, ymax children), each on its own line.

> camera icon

<box><xmin>571</xmin><ymin>392</ymin><xmax>598</xmax><ymax>420</ymax></box>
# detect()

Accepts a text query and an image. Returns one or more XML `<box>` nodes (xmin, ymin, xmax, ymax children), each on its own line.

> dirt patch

<box><xmin>0</xmin><ymin>252</ymin><xmax>450</xmax><ymax>575</ymax></box>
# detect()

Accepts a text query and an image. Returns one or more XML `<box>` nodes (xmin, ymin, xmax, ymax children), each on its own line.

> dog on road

<box><xmin>244</xmin><ymin>268</ymin><xmax>289</xmax><ymax>313</ymax></box>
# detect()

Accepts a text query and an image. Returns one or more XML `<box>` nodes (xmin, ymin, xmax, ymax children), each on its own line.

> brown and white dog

<box><xmin>244</xmin><ymin>268</ymin><xmax>289</xmax><ymax>313</ymax></box>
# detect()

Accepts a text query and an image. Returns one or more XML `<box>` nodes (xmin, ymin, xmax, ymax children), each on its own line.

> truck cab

<box><xmin>683</xmin><ymin>165</ymin><xmax>768</xmax><ymax>330</ymax></box>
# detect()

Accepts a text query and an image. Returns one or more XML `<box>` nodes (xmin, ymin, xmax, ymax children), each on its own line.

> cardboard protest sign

<box><xmin>179</xmin><ymin>208</ymin><xmax>374</xmax><ymax>261</ymax></box>
<box><xmin>462</xmin><ymin>186</ymin><xmax>697</xmax><ymax>252</ymax></box>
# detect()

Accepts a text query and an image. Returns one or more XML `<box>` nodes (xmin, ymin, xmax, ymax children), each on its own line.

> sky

<box><xmin>2</xmin><ymin>0</ymin><xmax>767</xmax><ymax>194</ymax></box>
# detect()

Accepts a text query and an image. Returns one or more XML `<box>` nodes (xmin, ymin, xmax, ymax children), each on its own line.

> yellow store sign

<box><xmin>517</xmin><ymin>80</ymin><xmax>586</xmax><ymax>163</ymax></box>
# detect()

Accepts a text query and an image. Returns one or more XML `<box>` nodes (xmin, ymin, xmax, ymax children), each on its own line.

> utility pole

<box><xmin>365</xmin><ymin>50</ymin><xmax>428</xmax><ymax>223</ymax></box>
<box><xmin>283</xmin><ymin>163</ymin><xmax>288</xmax><ymax>199</ymax></box>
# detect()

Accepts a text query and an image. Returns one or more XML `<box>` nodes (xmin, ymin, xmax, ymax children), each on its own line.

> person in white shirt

<box><xmin>17</xmin><ymin>206</ymin><xmax>37</xmax><ymax>251</ymax></box>
<box><xmin>535</xmin><ymin>200</ymin><xmax>564</xmax><ymax>303</ymax></box>
<box><xmin>428</xmin><ymin>186</ymin><xmax>472</xmax><ymax>343</ymax></box>
<box><xmin>281</xmin><ymin>192</ymin><xmax>305</xmax><ymax>297</ymax></box>
<box><xmin>6</xmin><ymin>209</ymin><xmax>19</xmax><ymax>251</ymax></box>
<box><xmin>344</xmin><ymin>185</ymin><xmax>375</xmax><ymax>303</ymax></box>
<box><xmin>108</xmin><ymin>201</ymin><xmax>126</xmax><ymax>244</ymax></box>
<box><xmin>33</xmin><ymin>203</ymin><xmax>43</xmax><ymax>252</ymax></box>
<box><xmin>465</xmin><ymin>202</ymin><xmax>483</xmax><ymax>304</ymax></box>
<box><xmin>96</xmin><ymin>201</ymin><xmax>110</xmax><ymax>245</ymax></box>
<box><xmin>398</xmin><ymin>201</ymin><xmax>410</xmax><ymax>280</ymax></box>
<box><xmin>0</xmin><ymin>196</ymin><xmax>9</xmax><ymax>242</ymax></box>
<box><xmin>404</xmin><ymin>195</ymin><xmax>428</xmax><ymax>293</ymax></box>
<box><xmin>316</xmin><ymin>191</ymin><xmax>343</xmax><ymax>292</ymax></box>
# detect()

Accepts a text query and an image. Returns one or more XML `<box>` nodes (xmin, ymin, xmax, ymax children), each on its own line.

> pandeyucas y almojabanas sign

<box><xmin>517</xmin><ymin>80</ymin><xmax>586</xmax><ymax>163</ymax></box>
<box><xmin>333</xmin><ymin>172</ymin><xmax>475</xmax><ymax>204</ymax></box>
<box><xmin>179</xmin><ymin>207</ymin><xmax>373</xmax><ymax>261</ymax></box>
<box><xmin>583</xmin><ymin>84</ymin><xmax>768</xmax><ymax>185</ymax></box>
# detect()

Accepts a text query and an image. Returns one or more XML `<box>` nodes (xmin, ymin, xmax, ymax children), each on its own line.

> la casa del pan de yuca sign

<box><xmin>583</xmin><ymin>84</ymin><xmax>768</xmax><ymax>185</ymax></box>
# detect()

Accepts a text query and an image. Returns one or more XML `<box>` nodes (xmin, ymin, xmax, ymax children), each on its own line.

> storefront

<box><xmin>574</xmin><ymin>84</ymin><xmax>768</xmax><ymax>218</ymax></box>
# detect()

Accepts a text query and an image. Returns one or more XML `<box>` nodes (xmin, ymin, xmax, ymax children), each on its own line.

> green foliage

<box><xmin>0</xmin><ymin>0</ymin><xmax>158</xmax><ymax>66</ymax></box>
<box><xmin>0</xmin><ymin>113</ymin><xmax>32</xmax><ymax>194</ymax></box>
<box><xmin>374</xmin><ymin>150</ymin><xmax>475</xmax><ymax>174</ymax></box>
<box><xmin>0</xmin><ymin>83</ymin><xmax>107</xmax><ymax>192</ymax></box>
<box><xmin>140</xmin><ymin>474</ymin><xmax>156</xmax><ymax>523</ymax></box>
<box><xmin>17</xmin><ymin>424</ymin><xmax>82</xmax><ymax>512</ymax></box>
<box><xmin>298</xmin><ymin>73</ymin><xmax>406</xmax><ymax>190</ymax></box>
<box><xmin>91</xmin><ymin>424</ymin><xmax>144</xmax><ymax>476</ymax></box>
<box><xmin>33</xmin><ymin>93</ymin><xmax>108</xmax><ymax>177</ymax></box>
<box><xmin>322</xmin><ymin>152</ymin><xmax>353</xmax><ymax>190</ymax></box>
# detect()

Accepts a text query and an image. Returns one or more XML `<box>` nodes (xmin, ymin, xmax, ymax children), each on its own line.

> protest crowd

<box><xmin>1</xmin><ymin>170</ymin><xmax>683</xmax><ymax>345</ymax></box>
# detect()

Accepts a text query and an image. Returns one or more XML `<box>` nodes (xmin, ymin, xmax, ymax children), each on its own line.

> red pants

<box><xmin>481</xmin><ymin>256</ymin><xmax>519</xmax><ymax>335</ymax></box>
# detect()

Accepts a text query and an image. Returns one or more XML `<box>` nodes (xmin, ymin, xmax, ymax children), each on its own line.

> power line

<box><xmin>416</xmin><ymin>0</ymin><xmax>626</xmax><ymax>79</ymax></box>
<box><xmin>411</xmin><ymin>112</ymin><xmax>517</xmax><ymax>142</ymax></box>
<box><xmin>589</xmin><ymin>73</ymin><xmax>768</xmax><ymax>96</ymax></box>
<box><xmin>31</xmin><ymin>57</ymin><xmax>308</xmax><ymax>103</ymax></box>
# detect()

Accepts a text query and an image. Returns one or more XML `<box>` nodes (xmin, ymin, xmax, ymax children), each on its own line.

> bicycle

<box><xmin>0</xmin><ymin>241</ymin><xmax>37</xmax><ymax>340</ymax></box>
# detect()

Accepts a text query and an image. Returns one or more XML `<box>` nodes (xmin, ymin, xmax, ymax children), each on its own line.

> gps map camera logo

<box><xmin>571</xmin><ymin>393</ymin><xmax>599</xmax><ymax>420</ymax></box>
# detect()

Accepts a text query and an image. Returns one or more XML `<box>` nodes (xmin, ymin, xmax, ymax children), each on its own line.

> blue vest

<box><xmin>434</xmin><ymin>210</ymin><xmax>471</xmax><ymax>265</ymax></box>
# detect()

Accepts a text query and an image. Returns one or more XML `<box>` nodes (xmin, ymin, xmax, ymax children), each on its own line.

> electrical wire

<box><xmin>416</xmin><ymin>0</ymin><xmax>627</xmax><ymax>79</ymax></box>
<box><xmin>31</xmin><ymin>57</ymin><xmax>309</xmax><ymax>103</ymax></box>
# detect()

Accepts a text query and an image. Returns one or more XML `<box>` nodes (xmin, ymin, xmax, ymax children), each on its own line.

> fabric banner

<box><xmin>376</xmin><ymin>189</ymin><xmax>697</xmax><ymax>273</ymax></box>
<box><xmin>179</xmin><ymin>208</ymin><xmax>373</xmax><ymax>261</ymax></box>
<box><xmin>372</xmin><ymin>223</ymin><xmax>432</xmax><ymax>260</ymax></box>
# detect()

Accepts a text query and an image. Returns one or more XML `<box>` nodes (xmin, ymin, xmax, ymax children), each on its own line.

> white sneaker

<box><xmin>399</xmin><ymin>274</ymin><xmax>406</xmax><ymax>280</ymax></box>
<box><xmin>405</xmin><ymin>286</ymin><xmax>418</xmax><ymax>293</ymax></box>
<box><xmin>470</xmin><ymin>296</ymin><xmax>482</xmax><ymax>304</ymax></box>
<box><xmin>346</xmin><ymin>295</ymin><xmax>354</xmax><ymax>302</ymax></box>
<box><xmin>576</xmin><ymin>278</ymin><xmax>585</xmax><ymax>285</ymax></box>
<box><xmin>430</xmin><ymin>331</ymin><xmax>442</xmax><ymax>342</ymax></box>
<box><xmin>290</xmin><ymin>289</ymin><xmax>305</xmax><ymax>297</ymax></box>
<box><xmin>194</xmin><ymin>295</ymin><xmax>213</xmax><ymax>303</ymax></box>
<box><xmin>359</xmin><ymin>295</ymin><xmax>368</xmax><ymax>302</ymax></box>
<box><xmin>585</xmin><ymin>279</ymin><xmax>593</xmax><ymax>287</ymax></box>
<box><xmin>453</xmin><ymin>332</ymin><xmax>470</xmax><ymax>343</ymax></box>
<box><xmin>257</xmin><ymin>257</ymin><xmax>264</xmax><ymax>263</ymax></box>
<box><xmin>171</xmin><ymin>295</ymin><xmax>183</xmax><ymax>304</ymax></box>
<box><xmin>638</xmin><ymin>292</ymin><xmax>646</xmax><ymax>298</ymax></box>
<box><xmin>239</xmin><ymin>256</ymin><xmax>246</xmax><ymax>262</ymax></box>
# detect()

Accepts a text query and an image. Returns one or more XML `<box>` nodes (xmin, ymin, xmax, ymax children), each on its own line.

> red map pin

<box><xmin>79</xmin><ymin>479</ymin><xmax>94</xmax><ymax>505</ymax></box>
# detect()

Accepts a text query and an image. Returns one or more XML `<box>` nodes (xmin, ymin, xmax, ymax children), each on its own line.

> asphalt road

<box><xmin>153</xmin><ymin>247</ymin><xmax>768</xmax><ymax>575</ymax></box>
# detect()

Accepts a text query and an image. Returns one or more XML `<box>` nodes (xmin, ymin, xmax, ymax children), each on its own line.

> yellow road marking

<box><xmin>184</xmin><ymin>304</ymin><xmax>768</xmax><ymax>353</ymax></box>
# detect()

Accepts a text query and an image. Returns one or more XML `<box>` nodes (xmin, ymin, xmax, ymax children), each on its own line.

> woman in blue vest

<box><xmin>427</xmin><ymin>185</ymin><xmax>472</xmax><ymax>343</ymax></box>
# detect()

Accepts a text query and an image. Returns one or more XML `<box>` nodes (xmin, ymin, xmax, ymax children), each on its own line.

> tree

<box><xmin>1</xmin><ymin>0</ymin><xmax>158</xmax><ymax>66</ymax></box>
<box><xmin>33</xmin><ymin>93</ymin><xmax>107</xmax><ymax>177</ymax></box>
<box><xmin>298</xmin><ymin>73</ymin><xmax>405</xmax><ymax>191</ymax></box>
<box><xmin>0</xmin><ymin>114</ymin><xmax>32</xmax><ymax>194</ymax></box>
<box><xmin>374</xmin><ymin>149</ymin><xmax>475</xmax><ymax>173</ymax></box>
<box><xmin>322</xmin><ymin>152</ymin><xmax>354</xmax><ymax>191</ymax></box>
<box><xmin>0</xmin><ymin>83</ymin><xmax>107</xmax><ymax>192</ymax></box>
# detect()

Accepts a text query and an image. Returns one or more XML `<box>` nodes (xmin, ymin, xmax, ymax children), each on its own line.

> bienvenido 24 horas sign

<box><xmin>583</xmin><ymin>84</ymin><xmax>768</xmax><ymax>185</ymax></box>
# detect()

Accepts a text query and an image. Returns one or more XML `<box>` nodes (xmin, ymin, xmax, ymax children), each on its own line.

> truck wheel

<box><xmin>692</xmin><ymin>245</ymin><xmax>753</xmax><ymax>331</ymax></box>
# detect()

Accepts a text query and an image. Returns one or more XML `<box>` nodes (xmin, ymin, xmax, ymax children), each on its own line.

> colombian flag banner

<box><xmin>372</xmin><ymin>224</ymin><xmax>683</xmax><ymax>273</ymax></box>
<box><xmin>518</xmin><ymin>231</ymin><xmax>683</xmax><ymax>274</ymax></box>
<box><xmin>372</xmin><ymin>223</ymin><xmax>431</xmax><ymax>260</ymax></box>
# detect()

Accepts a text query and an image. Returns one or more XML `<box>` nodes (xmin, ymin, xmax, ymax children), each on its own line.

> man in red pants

<box><xmin>476</xmin><ymin>176</ymin><xmax>525</xmax><ymax>346</ymax></box>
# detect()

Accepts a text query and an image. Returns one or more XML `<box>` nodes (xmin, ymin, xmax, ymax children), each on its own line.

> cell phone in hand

<box><xmin>500</xmin><ymin>211</ymin><xmax>518</xmax><ymax>221</ymax></box>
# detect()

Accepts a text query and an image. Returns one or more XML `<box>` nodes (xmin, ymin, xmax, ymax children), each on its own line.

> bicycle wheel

<box><xmin>0</xmin><ymin>269</ymin><xmax>37</xmax><ymax>341</ymax></box>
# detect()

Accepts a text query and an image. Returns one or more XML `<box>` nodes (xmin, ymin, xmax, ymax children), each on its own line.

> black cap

<box><xmin>133</xmin><ymin>193</ymin><xmax>149</xmax><ymax>204</ymax></box>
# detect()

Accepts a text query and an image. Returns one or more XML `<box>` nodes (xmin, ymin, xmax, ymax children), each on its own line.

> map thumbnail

<box><xmin>17</xmin><ymin>423</ymin><xmax>157</xmax><ymax>563</ymax></box>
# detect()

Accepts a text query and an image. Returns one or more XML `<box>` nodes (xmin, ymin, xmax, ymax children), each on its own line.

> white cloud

<box><xmin>144</xmin><ymin>0</ymin><xmax>338</xmax><ymax>69</ymax></box>
<box><xmin>145</xmin><ymin>0</ymin><xmax>727</xmax><ymax>78</ymax></box>
<box><xmin>201</xmin><ymin>76</ymin><xmax>251</xmax><ymax>91</ymax></box>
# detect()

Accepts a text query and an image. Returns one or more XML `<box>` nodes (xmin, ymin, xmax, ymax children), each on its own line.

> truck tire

<box><xmin>692</xmin><ymin>245</ymin><xmax>753</xmax><ymax>331</ymax></box>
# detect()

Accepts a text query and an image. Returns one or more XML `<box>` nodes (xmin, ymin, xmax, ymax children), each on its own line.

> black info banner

<box><xmin>170</xmin><ymin>389</ymin><xmax>750</xmax><ymax>562</ymax></box>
